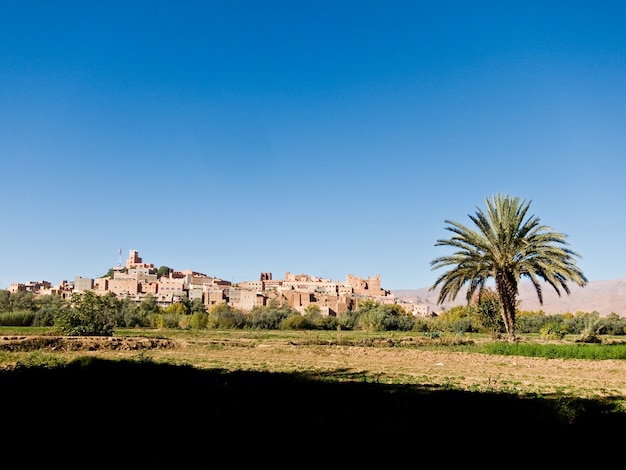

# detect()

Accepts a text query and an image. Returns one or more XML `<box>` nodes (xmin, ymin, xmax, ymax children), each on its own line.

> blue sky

<box><xmin>1</xmin><ymin>1</ymin><xmax>625</xmax><ymax>290</ymax></box>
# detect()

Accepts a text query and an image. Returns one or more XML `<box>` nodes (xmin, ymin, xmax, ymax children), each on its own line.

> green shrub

<box><xmin>540</xmin><ymin>322</ymin><xmax>567</xmax><ymax>340</ymax></box>
<box><xmin>472</xmin><ymin>290</ymin><xmax>504</xmax><ymax>338</ymax></box>
<box><xmin>55</xmin><ymin>292</ymin><xmax>114</xmax><ymax>336</ymax></box>
<box><xmin>357</xmin><ymin>310</ymin><xmax>386</xmax><ymax>331</ymax></box>
<box><xmin>55</xmin><ymin>308</ymin><xmax>114</xmax><ymax>336</ymax></box>
<box><xmin>164</xmin><ymin>302</ymin><xmax>189</xmax><ymax>316</ymax></box>
<box><xmin>336</xmin><ymin>310</ymin><xmax>359</xmax><ymax>330</ymax></box>
<box><xmin>206</xmin><ymin>303</ymin><xmax>246</xmax><ymax>329</ymax></box>
<box><xmin>190</xmin><ymin>312</ymin><xmax>209</xmax><ymax>329</ymax></box>
<box><xmin>353</xmin><ymin>302</ymin><xmax>415</xmax><ymax>332</ymax></box>
<box><xmin>33</xmin><ymin>295</ymin><xmax>70</xmax><ymax>326</ymax></box>
<box><xmin>598</xmin><ymin>313</ymin><xmax>626</xmax><ymax>335</ymax></box>
<box><xmin>577</xmin><ymin>316</ymin><xmax>602</xmax><ymax>343</ymax></box>
<box><xmin>515</xmin><ymin>311</ymin><xmax>550</xmax><ymax>334</ymax></box>
<box><xmin>0</xmin><ymin>310</ymin><xmax>35</xmax><ymax>326</ymax></box>
<box><xmin>411</xmin><ymin>318</ymin><xmax>432</xmax><ymax>332</ymax></box>
<box><xmin>120</xmin><ymin>309</ymin><xmax>150</xmax><ymax>328</ymax></box>
<box><xmin>178</xmin><ymin>315</ymin><xmax>192</xmax><ymax>329</ymax></box>
<box><xmin>561</xmin><ymin>311</ymin><xmax>599</xmax><ymax>335</ymax></box>
<box><xmin>280</xmin><ymin>314</ymin><xmax>312</xmax><ymax>330</ymax></box>
<box><xmin>450</xmin><ymin>318</ymin><xmax>474</xmax><ymax>334</ymax></box>
<box><xmin>32</xmin><ymin>309</ymin><xmax>59</xmax><ymax>327</ymax></box>
<box><xmin>247</xmin><ymin>301</ymin><xmax>296</xmax><ymax>329</ymax></box>
<box><xmin>307</xmin><ymin>314</ymin><xmax>340</xmax><ymax>330</ymax></box>
<box><xmin>157</xmin><ymin>314</ymin><xmax>182</xmax><ymax>329</ymax></box>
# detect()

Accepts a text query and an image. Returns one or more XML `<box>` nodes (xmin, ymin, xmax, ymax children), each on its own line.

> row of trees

<box><xmin>0</xmin><ymin>289</ymin><xmax>624</xmax><ymax>339</ymax></box>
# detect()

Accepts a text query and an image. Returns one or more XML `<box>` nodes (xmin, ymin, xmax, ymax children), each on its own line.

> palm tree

<box><xmin>429</xmin><ymin>194</ymin><xmax>587</xmax><ymax>341</ymax></box>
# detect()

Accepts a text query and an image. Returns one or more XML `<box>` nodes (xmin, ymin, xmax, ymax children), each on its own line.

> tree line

<box><xmin>0</xmin><ymin>288</ymin><xmax>624</xmax><ymax>340</ymax></box>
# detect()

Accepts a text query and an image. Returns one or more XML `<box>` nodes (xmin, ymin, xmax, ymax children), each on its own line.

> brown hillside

<box><xmin>391</xmin><ymin>277</ymin><xmax>626</xmax><ymax>317</ymax></box>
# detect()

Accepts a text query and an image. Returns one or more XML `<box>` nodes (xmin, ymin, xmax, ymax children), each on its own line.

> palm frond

<box><xmin>430</xmin><ymin>193</ymin><xmax>587</xmax><ymax>308</ymax></box>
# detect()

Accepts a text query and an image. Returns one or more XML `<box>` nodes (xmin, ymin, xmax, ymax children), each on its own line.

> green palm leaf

<box><xmin>430</xmin><ymin>194</ymin><xmax>587</xmax><ymax>341</ymax></box>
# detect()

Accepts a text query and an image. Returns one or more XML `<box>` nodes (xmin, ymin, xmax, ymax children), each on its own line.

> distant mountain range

<box><xmin>391</xmin><ymin>277</ymin><xmax>626</xmax><ymax>317</ymax></box>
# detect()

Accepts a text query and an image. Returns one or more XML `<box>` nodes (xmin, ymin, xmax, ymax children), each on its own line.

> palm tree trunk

<box><xmin>496</xmin><ymin>272</ymin><xmax>518</xmax><ymax>342</ymax></box>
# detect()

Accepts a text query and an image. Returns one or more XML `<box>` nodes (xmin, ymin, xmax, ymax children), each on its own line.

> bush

<box><xmin>0</xmin><ymin>310</ymin><xmax>35</xmax><ymax>326</ymax></box>
<box><xmin>33</xmin><ymin>295</ymin><xmax>70</xmax><ymax>326</ymax></box>
<box><xmin>385</xmin><ymin>314</ymin><xmax>416</xmax><ymax>331</ymax></box>
<box><xmin>303</xmin><ymin>309</ymin><xmax>340</xmax><ymax>330</ymax></box>
<box><xmin>576</xmin><ymin>316</ymin><xmax>602</xmax><ymax>343</ymax></box>
<box><xmin>120</xmin><ymin>309</ymin><xmax>150</xmax><ymax>328</ymax></box>
<box><xmin>599</xmin><ymin>313</ymin><xmax>626</xmax><ymax>335</ymax></box>
<box><xmin>516</xmin><ymin>311</ymin><xmax>550</xmax><ymax>334</ymax></box>
<box><xmin>540</xmin><ymin>322</ymin><xmax>566</xmax><ymax>340</ymax></box>
<box><xmin>164</xmin><ymin>303</ymin><xmax>189</xmax><ymax>316</ymax></box>
<box><xmin>314</xmin><ymin>315</ymin><xmax>341</xmax><ymax>330</ymax></box>
<box><xmin>32</xmin><ymin>310</ymin><xmax>57</xmax><ymax>327</ymax></box>
<box><xmin>336</xmin><ymin>310</ymin><xmax>359</xmax><ymax>330</ymax></box>
<box><xmin>357</xmin><ymin>310</ymin><xmax>386</xmax><ymax>331</ymax></box>
<box><xmin>55</xmin><ymin>292</ymin><xmax>114</xmax><ymax>336</ymax></box>
<box><xmin>247</xmin><ymin>301</ymin><xmax>296</xmax><ymax>329</ymax></box>
<box><xmin>178</xmin><ymin>315</ymin><xmax>192</xmax><ymax>329</ymax></box>
<box><xmin>55</xmin><ymin>307</ymin><xmax>114</xmax><ymax>336</ymax></box>
<box><xmin>561</xmin><ymin>312</ymin><xmax>599</xmax><ymax>335</ymax></box>
<box><xmin>152</xmin><ymin>314</ymin><xmax>182</xmax><ymax>329</ymax></box>
<box><xmin>450</xmin><ymin>318</ymin><xmax>474</xmax><ymax>334</ymax></box>
<box><xmin>353</xmin><ymin>302</ymin><xmax>415</xmax><ymax>332</ymax></box>
<box><xmin>206</xmin><ymin>304</ymin><xmax>246</xmax><ymax>329</ymax></box>
<box><xmin>472</xmin><ymin>291</ymin><xmax>504</xmax><ymax>338</ymax></box>
<box><xmin>190</xmin><ymin>312</ymin><xmax>208</xmax><ymax>329</ymax></box>
<box><xmin>280</xmin><ymin>314</ymin><xmax>312</xmax><ymax>330</ymax></box>
<box><xmin>411</xmin><ymin>318</ymin><xmax>432</xmax><ymax>332</ymax></box>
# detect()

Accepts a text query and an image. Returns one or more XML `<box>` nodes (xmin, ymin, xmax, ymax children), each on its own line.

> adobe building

<box><xmin>4</xmin><ymin>250</ymin><xmax>417</xmax><ymax>315</ymax></box>
<box><xmin>126</xmin><ymin>250</ymin><xmax>154</xmax><ymax>270</ymax></box>
<box><xmin>346</xmin><ymin>274</ymin><xmax>388</xmax><ymax>296</ymax></box>
<box><xmin>74</xmin><ymin>276</ymin><xmax>94</xmax><ymax>292</ymax></box>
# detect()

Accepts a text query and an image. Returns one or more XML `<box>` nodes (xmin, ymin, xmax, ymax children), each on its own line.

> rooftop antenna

<box><xmin>118</xmin><ymin>248</ymin><xmax>122</xmax><ymax>267</ymax></box>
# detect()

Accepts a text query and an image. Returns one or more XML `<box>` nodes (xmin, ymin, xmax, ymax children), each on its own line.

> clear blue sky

<box><xmin>1</xmin><ymin>1</ymin><xmax>625</xmax><ymax>290</ymax></box>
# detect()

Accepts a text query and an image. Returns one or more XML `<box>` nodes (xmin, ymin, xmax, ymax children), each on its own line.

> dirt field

<box><xmin>2</xmin><ymin>333</ymin><xmax>624</xmax><ymax>399</ymax></box>
<box><xmin>1</xmin><ymin>332</ymin><xmax>625</xmax><ymax>464</ymax></box>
